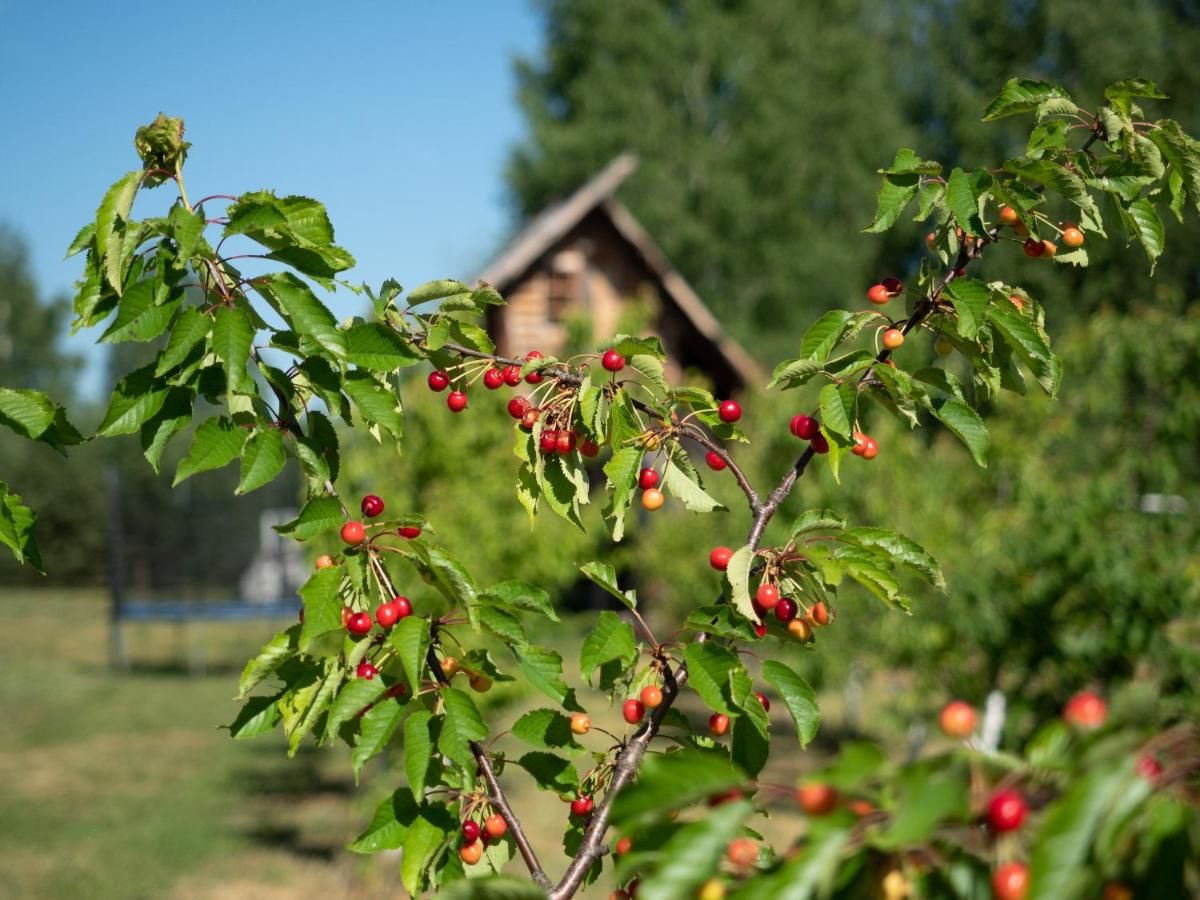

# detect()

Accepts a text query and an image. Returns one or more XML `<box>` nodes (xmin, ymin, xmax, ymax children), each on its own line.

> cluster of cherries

<box><xmin>707</xmin><ymin>549</ymin><xmax>834</xmax><ymax>642</ymax></box>
<box><xmin>610</xmin><ymin>680</ymin><xmax>771</xmax><ymax>738</ymax></box>
<box><xmin>458</xmin><ymin>812</ymin><xmax>509</xmax><ymax>866</ymax></box>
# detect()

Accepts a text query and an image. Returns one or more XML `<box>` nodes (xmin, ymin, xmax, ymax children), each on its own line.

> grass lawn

<box><xmin>0</xmin><ymin>590</ymin><xmax>856</xmax><ymax>899</ymax></box>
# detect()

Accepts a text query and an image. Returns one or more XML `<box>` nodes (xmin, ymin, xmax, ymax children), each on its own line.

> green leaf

<box><xmin>987</xmin><ymin>300</ymin><xmax>1060</xmax><ymax>396</ymax></box>
<box><xmin>325</xmin><ymin>676</ymin><xmax>386</xmax><ymax>740</ymax></box>
<box><xmin>349</xmin><ymin>787</ymin><xmax>419</xmax><ymax>854</ymax></box>
<box><xmin>95</xmin><ymin>171</ymin><xmax>141</xmax><ymax>292</ymax></box>
<box><xmin>516</xmin><ymin>751</ymin><xmax>579</xmax><ymax>793</ymax></box>
<box><xmin>1003</xmin><ymin>157</ymin><xmax>1099</xmax><ymax>223</ymax></box>
<box><xmin>518</xmin><ymin>646</ymin><xmax>579</xmax><ymax>710</ymax></box>
<box><xmin>387</xmin><ymin>616</ymin><xmax>431</xmax><ymax>694</ymax></box>
<box><xmin>663</xmin><ymin>459</ymin><xmax>725</xmax><ymax>513</ymax></box>
<box><xmin>875</xmin><ymin>765</ymin><xmax>968</xmax><ymax>849</ymax></box>
<box><xmin>1029</xmin><ymin>769</ymin><xmax>1125</xmax><ymax>900</ymax></box>
<box><xmin>0</xmin><ymin>481</ymin><xmax>43</xmax><ymax>571</ymax></box>
<box><xmin>944</xmin><ymin>279</ymin><xmax>991</xmax><ymax>339</ymax></box>
<box><xmin>1122</xmin><ymin>197</ymin><xmax>1165</xmax><ymax>272</ymax></box>
<box><xmin>407</xmin><ymin>278</ymin><xmax>470</xmax><ymax>303</ymax></box>
<box><xmin>98</xmin><ymin>363</ymin><xmax>171</xmax><ymax>436</ymax></box>
<box><xmin>864</xmin><ymin>174</ymin><xmax>919</xmax><ymax>233</ymax></box>
<box><xmin>400</xmin><ymin>803</ymin><xmax>454</xmax><ymax>896</ymax></box>
<box><xmin>403</xmin><ymin>711</ymin><xmax>436</xmax><ymax>799</ymax></box>
<box><xmin>0</xmin><ymin>388</ymin><xmax>82</xmax><ymax>454</ymax></box>
<box><xmin>227</xmin><ymin>694</ymin><xmax>282</xmax><ymax>739</ymax></box>
<box><xmin>224</xmin><ymin>192</ymin><xmax>355</xmax><ymax>278</ymax></box>
<box><xmin>731</xmin><ymin>714</ymin><xmax>770</xmax><ymax>778</ymax></box>
<box><xmin>983</xmin><ymin>78</ymin><xmax>1073</xmax><ymax>121</ymax></box>
<box><xmin>437</xmin><ymin>877</ymin><xmax>548</xmax><ymax>900</ymax></box>
<box><xmin>259</xmin><ymin>272</ymin><xmax>347</xmax><ymax>361</ymax></box>
<box><xmin>345</xmin><ymin>322</ymin><xmax>421</xmax><ymax>370</ymax></box>
<box><xmin>725</xmin><ymin>545</ymin><xmax>756</xmax><ymax>624</ymax></box>
<box><xmin>211</xmin><ymin>303</ymin><xmax>256</xmax><ymax>394</ymax></box>
<box><xmin>818</xmin><ymin>382</ymin><xmax>857</xmax><ymax>443</ymax></box>
<box><xmin>139</xmin><ymin>388</ymin><xmax>194</xmax><ymax>473</ymax></box>
<box><xmin>407</xmin><ymin>542</ymin><xmax>480</xmax><ymax>628</ymax></box>
<box><xmin>930</xmin><ymin>398</ymin><xmax>989</xmax><ymax>467</ymax></box>
<box><xmin>579</xmin><ymin>561</ymin><xmax>637</xmax><ymax>610</ymax></box>
<box><xmin>237</xmin><ymin>625</ymin><xmax>298</xmax><ymax>699</ymax></box>
<box><xmin>580</xmin><ymin>611</ymin><xmax>637</xmax><ymax>686</ymax></box>
<box><xmin>99</xmin><ymin>279</ymin><xmax>181</xmax><ymax>343</ymax></box>
<box><xmin>840</xmin><ymin>527</ymin><xmax>944</xmax><ymax>589</ymax></box>
<box><xmin>275</xmin><ymin>495</ymin><xmax>344</xmax><ymax>541</ymax></box>
<box><xmin>1149</xmin><ymin>119</ymin><xmax>1200</xmax><ymax>212</ymax></box>
<box><xmin>237</xmin><ymin>427</ymin><xmax>287</xmax><ymax>494</ymax></box>
<box><xmin>610</xmin><ymin>750</ymin><xmax>745</xmax><ymax>828</ymax></box>
<box><xmin>601</xmin><ymin>334</ymin><xmax>666</xmax><ymax>360</ymax></box>
<box><xmin>173</xmin><ymin>417</ymin><xmax>246</xmax><ymax>486</ymax></box>
<box><xmin>438</xmin><ymin>688</ymin><xmax>487</xmax><ymax>772</ymax></box>
<box><xmin>512</xmin><ymin>708</ymin><xmax>582</xmax><ymax>750</ymax></box>
<box><xmin>684</xmin><ymin>643</ymin><xmax>739</xmax><ymax>715</ymax></box>
<box><xmin>343</xmin><ymin>371</ymin><xmax>403</xmax><ymax>441</ymax></box>
<box><xmin>603</xmin><ymin>445</ymin><xmax>642</xmax><ymax>542</ymax></box>
<box><xmin>478</xmin><ymin>606</ymin><xmax>530</xmax><ymax>648</ymax></box>
<box><xmin>766</xmin><ymin>357</ymin><xmax>823</xmax><ymax>391</ymax></box>
<box><xmin>790</xmin><ymin>509</ymin><xmax>846</xmax><ymax>538</ymax></box>
<box><xmin>945</xmin><ymin>167</ymin><xmax>989</xmax><ymax>236</ymax></box>
<box><xmin>297</xmin><ymin>567</ymin><xmax>345</xmax><ymax>656</ymax></box>
<box><xmin>732</xmin><ymin>824</ymin><xmax>851</xmax><ymax>899</ymax></box>
<box><xmin>156</xmin><ymin>307</ymin><xmax>211</xmax><ymax>375</ymax></box>
<box><xmin>762</xmin><ymin>660</ymin><xmax>820</xmax><ymax>747</ymax></box>
<box><xmin>479</xmin><ymin>580</ymin><xmax>559</xmax><ymax>622</ymax></box>
<box><xmin>798</xmin><ymin>310</ymin><xmax>854</xmax><ymax>362</ymax></box>
<box><xmin>877</xmin><ymin>147</ymin><xmax>942</xmax><ymax>176</ymax></box>
<box><xmin>638</xmin><ymin>800</ymin><xmax>752</xmax><ymax>900</ymax></box>
<box><xmin>351</xmin><ymin>697</ymin><xmax>407</xmax><ymax>779</ymax></box>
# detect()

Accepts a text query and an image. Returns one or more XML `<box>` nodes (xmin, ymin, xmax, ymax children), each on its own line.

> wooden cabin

<box><xmin>477</xmin><ymin>155</ymin><xmax>760</xmax><ymax>397</ymax></box>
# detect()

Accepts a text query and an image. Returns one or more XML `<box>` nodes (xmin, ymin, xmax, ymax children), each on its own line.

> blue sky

<box><xmin>0</xmin><ymin>1</ymin><xmax>543</xmax><ymax>397</ymax></box>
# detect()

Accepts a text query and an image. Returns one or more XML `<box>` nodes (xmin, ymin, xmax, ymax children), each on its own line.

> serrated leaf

<box><xmin>227</xmin><ymin>694</ymin><xmax>282</xmax><ymax>739</ymax></box>
<box><xmin>99</xmin><ymin>279</ymin><xmax>181</xmax><ymax>343</ymax></box>
<box><xmin>211</xmin><ymin>303</ymin><xmax>255</xmax><ymax>394</ymax></box>
<box><xmin>519</xmin><ymin>646</ymin><xmax>579</xmax><ymax>710</ymax></box>
<box><xmin>224</xmin><ymin>191</ymin><xmax>355</xmax><ymax>279</ymax></box>
<box><xmin>762</xmin><ymin>660</ymin><xmax>820</xmax><ymax>747</ymax></box>
<box><xmin>725</xmin><ymin>545</ymin><xmax>755</xmax><ymax>624</ymax></box>
<box><xmin>388</xmin><ymin>615</ymin><xmax>431</xmax><ymax>693</ymax></box>
<box><xmin>818</xmin><ymin>382</ymin><xmax>857</xmax><ymax>442</ymax></box>
<box><xmin>983</xmin><ymin>78</ymin><xmax>1073</xmax><ymax>121</ymax></box>
<box><xmin>603</xmin><ymin>445</ymin><xmax>641</xmax><ymax>542</ymax></box>
<box><xmin>237</xmin><ymin>427</ymin><xmax>287</xmax><ymax>494</ymax></box>
<box><xmin>512</xmin><ymin>708</ymin><xmax>582</xmax><ymax>750</ymax></box>
<box><xmin>275</xmin><ymin>495</ymin><xmax>344</xmax><ymax>541</ymax></box>
<box><xmin>156</xmin><ymin>307</ymin><xmax>211</xmax><ymax>375</ymax></box>
<box><xmin>684</xmin><ymin>643</ymin><xmax>739</xmax><ymax>715</ymax></box>
<box><xmin>0</xmin><ymin>481</ymin><xmax>43</xmax><ymax>571</ymax></box>
<box><xmin>139</xmin><ymin>388</ymin><xmax>194</xmax><ymax>473</ymax></box>
<box><xmin>351</xmin><ymin>697</ymin><xmax>407</xmax><ymax>779</ymax></box>
<box><xmin>408</xmin><ymin>278</ymin><xmax>470</xmax><ymax>303</ymax></box>
<box><xmin>325</xmin><ymin>676</ymin><xmax>386</xmax><ymax>740</ymax></box>
<box><xmin>610</xmin><ymin>750</ymin><xmax>745</xmax><ymax>828</ymax></box>
<box><xmin>400</xmin><ymin>803</ymin><xmax>454</xmax><ymax>896</ymax></box>
<box><xmin>864</xmin><ymin>174</ymin><xmax>919</xmax><ymax>233</ymax></box>
<box><xmin>95</xmin><ymin>171</ymin><xmax>141</xmax><ymax>291</ymax></box>
<box><xmin>987</xmin><ymin>300</ymin><xmax>1060</xmax><ymax>395</ymax></box>
<box><xmin>840</xmin><ymin>527</ymin><xmax>945</xmax><ymax>590</ymax></box>
<box><xmin>767</xmin><ymin>357</ymin><xmax>823</xmax><ymax>390</ymax></box>
<box><xmin>98</xmin><ymin>363</ymin><xmax>171</xmax><ymax>436</ymax></box>
<box><xmin>349</xmin><ymin>787</ymin><xmax>420</xmax><ymax>854</ymax></box>
<box><xmin>944</xmin><ymin>279</ymin><xmax>991</xmax><ymax>339</ymax></box>
<box><xmin>663</xmin><ymin>459</ymin><xmax>725</xmax><ymax>513</ymax></box>
<box><xmin>639</xmin><ymin>800</ymin><xmax>752</xmax><ymax>900</ymax></box>
<box><xmin>404</xmin><ymin>711</ymin><xmax>436</xmax><ymax>799</ymax></box>
<box><xmin>439</xmin><ymin>688</ymin><xmax>487</xmax><ymax>772</ymax></box>
<box><xmin>580</xmin><ymin>611</ymin><xmax>637</xmax><ymax>686</ymax></box>
<box><xmin>946</xmin><ymin>167</ymin><xmax>988</xmax><ymax>236</ymax></box>
<box><xmin>259</xmin><ymin>272</ymin><xmax>347</xmax><ymax>361</ymax></box>
<box><xmin>479</xmin><ymin>580</ymin><xmax>559</xmax><ymax>622</ymax></box>
<box><xmin>931</xmin><ymin>398</ymin><xmax>989</xmax><ymax>467</ymax></box>
<box><xmin>345</xmin><ymin>321</ymin><xmax>421</xmax><ymax>370</ymax></box>
<box><xmin>173</xmin><ymin>417</ymin><xmax>246</xmax><ymax>485</ymax></box>
<box><xmin>344</xmin><ymin>370</ymin><xmax>403</xmax><ymax>440</ymax></box>
<box><xmin>237</xmin><ymin>625</ymin><xmax>298</xmax><ymax>699</ymax></box>
<box><xmin>579</xmin><ymin>561</ymin><xmax>637</xmax><ymax>610</ymax></box>
<box><xmin>1123</xmin><ymin>197</ymin><xmax>1165</xmax><ymax>272</ymax></box>
<box><xmin>790</xmin><ymin>509</ymin><xmax>846</xmax><ymax>537</ymax></box>
<box><xmin>798</xmin><ymin>310</ymin><xmax>853</xmax><ymax>362</ymax></box>
<box><xmin>516</xmin><ymin>751</ymin><xmax>578</xmax><ymax>793</ymax></box>
<box><xmin>297</xmin><ymin>566</ymin><xmax>344</xmax><ymax>656</ymax></box>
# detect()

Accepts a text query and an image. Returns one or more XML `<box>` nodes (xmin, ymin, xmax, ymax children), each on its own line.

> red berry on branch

<box><xmin>987</xmin><ymin>789</ymin><xmax>1028</xmax><ymax>833</ymax></box>
<box><xmin>540</xmin><ymin>430</ymin><xmax>559</xmax><ymax>453</ymax></box>
<box><xmin>427</xmin><ymin>370</ymin><xmax>449</xmax><ymax>392</ymax></box>
<box><xmin>580</xmin><ymin>438</ymin><xmax>600</xmax><ymax>458</ymax></box>
<box><xmin>753</xmin><ymin>622</ymin><xmax>767</xmax><ymax>639</ymax></box>
<box><xmin>484</xmin><ymin>814</ymin><xmax>507</xmax><ymax>838</ymax></box>
<box><xmin>851</xmin><ymin>432</ymin><xmax>867</xmax><ymax>456</ymax></box>
<box><xmin>1062</xmin><ymin>225</ymin><xmax>1085</xmax><ymax>247</ymax></box>
<box><xmin>1041</xmin><ymin>239</ymin><xmax>1058</xmax><ymax>258</ymax></box>
<box><xmin>601</xmin><ymin>349</ymin><xmax>626</xmax><ymax>372</ymax></box>
<box><xmin>640</xmin><ymin>684</ymin><xmax>663</xmax><ymax>709</ymax></box>
<box><xmin>524</xmin><ymin>350</ymin><xmax>544</xmax><ymax>384</ymax></box>
<box><xmin>756</xmin><ymin>582</ymin><xmax>780</xmax><ymax>609</ymax></box>
<box><xmin>462</xmin><ymin>820</ymin><xmax>480</xmax><ymax>844</ymax></box>
<box><xmin>796</xmin><ymin>781</ymin><xmax>838</xmax><ymax>816</ymax></box>
<box><xmin>704</xmin><ymin>450</ymin><xmax>727</xmax><ymax>470</ymax></box>
<box><xmin>356</xmin><ymin>661</ymin><xmax>378</xmax><ymax>679</ymax></box>
<box><xmin>867</xmin><ymin>283</ymin><xmax>891</xmax><ymax>305</ymax></box>
<box><xmin>376</xmin><ymin>602</ymin><xmax>400</xmax><ymax>628</ymax></box>
<box><xmin>861</xmin><ymin>436</ymin><xmax>878</xmax><ymax>460</ymax></box>
<box><xmin>708</xmin><ymin>713</ymin><xmax>730</xmax><ymax>736</ymax></box>
<box><xmin>521</xmin><ymin>409</ymin><xmax>540</xmax><ymax>430</ymax></box>
<box><xmin>998</xmin><ymin>205</ymin><xmax>1020</xmax><ymax>226</ymax></box>
<box><xmin>341</xmin><ymin>521</ymin><xmax>366</xmax><ymax>545</ymax></box>
<box><xmin>555</xmin><ymin>430</ymin><xmax>576</xmax><ymax>454</ymax></box>
<box><xmin>718</xmin><ymin>399</ymin><xmax>742</xmax><ymax>423</ymax></box>
<box><xmin>638</xmin><ymin>468</ymin><xmax>659</xmax><ymax>490</ymax></box>
<box><xmin>507</xmin><ymin>396</ymin><xmax>530</xmax><ymax>419</ymax></box>
<box><xmin>347</xmin><ymin>611</ymin><xmax>373</xmax><ymax>635</ymax></box>
<box><xmin>709</xmin><ymin>546</ymin><xmax>734</xmax><ymax>571</ymax></box>
<box><xmin>483</xmin><ymin>368</ymin><xmax>504</xmax><ymax>390</ymax></box>
<box><xmin>623</xmin><ymin>699</ymin><xmax>646</xmax><ymax>724</ymax></box>
<box><xmin>398</xmin><ymin>525</ymin><xmax>421</xmax><ymax>539</ymax></box>
<box><xmin>809</xmin><ymin>601</ymin><xmax>831</xmax><ymax>626</ymax></box>
<box><xmin>384</xmin><ymin>683</ymin><xmax>407</xmax><ymax>699</ymax></box>
<box><xmin>361</xmin><ymin>494</ymin><xmax>385</xmax><ymax>518</ymax></box>
<box><xmin>1063</xmin><ymin>690</ymin><xmax>1107</xmax><ymax>730</ymax></box>
<box><xmin>991</xmin><ymin>862</ymin><xmax>1029</xmax><ymax>900</ymax></box>
<box><xmin>1022</xmin><ymin>237</ymin><xmax>1046</xmax><ymax>258</ymax></box>
<box><xmin>460</xmin><ymin>842</ymin><xmax>482</xmax><ymax>865</ymax></box>
<box><xmin>391</xmin><ymin>596</ymin><xmax>413</xmax><ymax>619</ymax></box>
<box><xmin>615</xmin><ymin>836</ymin><xmax>633</xmax><ymax>855</ymax></box>
<box><xmin>790</xmin><ymin>414</ymin><xmax>820</xmax><ymax>440</ymax></box>
<box><xmin>641</xmin><ymin>488</ymin><xmax>665</xmax><ymax>511</ymax></box>
<box><xmin>755</xmin><ymin>691</ymin><xmax>770</xmax><ymax>712</ymax></box>
<box><xmin>810</xmin><ymin>433</ymin><xmax>830</xmax><ymax>454</ymax></box>
<box><xmin>502</xmin><ymin>365</ymin><xmax>523</xmax><ymax>386</ymax></box>
<box><xmin>939</xmin><ymin>700</ymin><xmax>976</xmax><ymax>739</ymax></box>
<box><xmin>447</xmin><ymin>390</ymin><xmax>468</xmax><ymax>412</ymax></box>
<box><xmin>570</xmin><ymin>795</ymin><xmax>594</xmax><ymax>817</ymax></box>
<box><xmin>315</xmin><ymin>554</ymin><xmax>335</xmax><ymax>570</ymax></box>
<box><xmin>1135</xmin><ymin>753</ymin><xmax>1163</xmax><ymax>783</ymax></box>
<box><xmin>774</xmin><ymin>597</ymin><xmax>798</xmax><ymax>623</ymax></box>
<box><xmin>881</xmin><ymin>277</ymin><xmax>903</xmax><ymax>295</ymax></box>
<box><xmin>882</xmin><ymin>328</ymin><xmax>905</xmax><ymax>350</ymax></box>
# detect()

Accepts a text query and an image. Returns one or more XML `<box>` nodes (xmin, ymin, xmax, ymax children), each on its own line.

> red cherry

<box><xmin>356</xmin><ymin>661</ymin><xmax>378</xmax><ymax>679</ymax></box>
<box><xmin>484</xmin><ymin>814</ymin><xmax>507</xmax><ymax>838</ymax></box>
<box><xmin>1022</xmin><ymin>237</ymin><xmax>1045</xmax><ymax>258</ymax></box>
<box><xmin>992</xmin><ymin>862</ymin><xmax>1029</xmax><ymax>900</ymax></box>
<box><xmin>427</xmin><ymin>370</ymin><xmax>449</xmax><ymax>392</ymax></box>
<box><xmin>851</xmin><ymin>432</ymin><xmax>867</xmax><ymax>456</ymax></box>
<box><xmin>810</xmin><ymin>433</ymin><xmax>830</xmax><ymax>454</ymax></box>
<box><xmin>384</xmin><ymin>683</ymin><xmax>407</xmax><ymax>699</ymax></box>
<box><xmin>709</xmin><ymin>546</ymin><xmax>734</xmax><ymax>571</ymax></box>
<box><xmin>708</xmin><ymin>788</ymin><xmax>744</xmax><ymax>808</ymax></box>
<box><xmin>502</xmin><ymin>364</ymin><xmax>523</xmax><ymax>386</ymax></box>
<box><xmin>638</xmin><ymin>468</ymin><xmax>659</xmax><ymax>490</ymax></box>
<box><xmin>774</xmin><ymin>598</ymin><xmax>798</xmax><ymax>623</ymax></box>
<box><xmin>755</xmin><ymin>691</ymin><xmax>770</xmax><ymax>712</ymax></box>
<box><xmin>623</xmin><ymin>699</ymin><xmax>646</xmax><ymax>724</ymax></box>
<box><xmin>391</xmin><ymin>596</ymin><xmax>413</xmax><ymax>618</ymax></box>
<box><xmin>360</xmin><ymin>494</ymin><xmax>385</xmax><ymax>518</ymax></box>
<box><xmin>540</xmin><ymin>430</ymin><xmax>559</xmax><ymax>453</ymax></box>
<box><xmin>987</xmin><ymin>789</ymin><xmax>1028</xmax><ymax>833</ymax></box>
<box><xmin>1136</xmin><ymin>754</ymin><xmax>1163</xmax><ymax>783</ymax></box>
<box><xmin>447</xmin><ymin>390</ymin><xmax>468</xmax><ymax>412</ymax></box>
<box><xmin>615</xmin><ymin>836</ymin><xmax>633</xmax><ymax>855</ymax></box>
<box><xmin>460</xmin><ymin>842</ymin><xmax>482</xmax><ymax>865</ymax></box>
<box><xmin>640</xmin><ymin>685</ymin><xmax>663</xmax><ymax>709</ymax></box>
<box><xmin>790</xmin><ymin>414</ymin><xmax>820</xmax><ymax>440</ymax></box>
<box><xmin>314</xmin><ymin>554</ymin><xmax>335</xmax><ymax>570</ymax></box>
<box><xmin>998</xmin><ymin>205</ymin><xmax>1020</xmax><ymax>226</ymax></box>
<box><xmin>570</xmin><ymin>796</ymin><xmax>594</xmax><ymax>817</ymax></box>
<box><xmin>524</xmin><ymin>351</ymin><xmax>544</xmax><ymax>384</ymax></box>
<box><xmin>796</xmin><ymin>782</ymin><xmax>838</xmax><ymax>816</ymax></box>
<box><xmin>376</xmin><ymin>602</ymin><xmax>400</xmax><ymax>628</ymax></box>
<box><xmin>462</xmin><ymin>820</ymin><xmax>480</xmax><ymax>844</ymax></box>
<box><xmin>341</xmin><ymin>520</ymin><xmax>366</xmax><ymax>545</ymax></box>
<box><xmin>1063</xmin><ymin>690</ymin><xmax>1107</xmax><ymax>730</ymax></box>
<box><xmin>867</xmin><ymin>283</ymin><xmax>891</xmax><ymax>305</ymax></box>
<box><xmin>347</xmin><ymin>611</ymin><xmax>373</xmax><ymax>635</ymax></box>
<box><xmin>881</xmin><ymin>277</ymin><xmax>903</xmax><ymax>295</ymax></box>
<box><xmin>809</xmin><ymin>601</ymin><xmax>831</xmax><ymax>626</ymax></box>
<box><xmin>483</xmin><ymin>368</ymin><xmax>504</xmax><ymax>390</ymax></box>
<box><xmin>601</xmin><ymin>349</ymin><xmax>626</xmax><ymax>372</ymax></box>
<box><xmin>756</xmin><ymin>583</ymin><xmax>780</xmax><ymax>609</ymax></box>
<box><xmin>704</xmin><ymin>450</ymin><xmax>727</xmax><ymax>471</ymax></box>
<box><xmin>341</xmin><ymin>607</ymin><xmax>352</xmax><ymax>628</ymax></box>
<box><xmin>708</xmin><ymin>713</ymin><xmax>730</xmax><ymax>736</ymax></box>
<box><xmin>521</xmin><ymin>409</ymin><xmax>540</xmax><ymax>430</ymax></box>
<box><xmin>861</xmin><ymin>437</ymin><xmax>878</xmax><ymax>460</ymax></box>
<box><xmin>507</xmin><ymin>395</ymin><xmax>531</xmax><ymax>419</ymax></box>
<box><xmin>580</xmin><ymin>438</ymin><xmax>600</xmax><ymax>458</ymax></box>
<box><xmin>882</xmin><ymin>328</ymin><xmax>905</xmax><ymax>350</ymax></box>
<box><xmin>718</xmin><ymin>399</ymin><xmax>742</xmax><ymax>423</ymax></box>
<box><xmin>939</xmin><ymin>700</ymin><xmax>976</xmax><ymax>739</ymax></box>
<box><xmin>398</xmin><ymin>525</ymin><xmax>421</xmax><ymax>539</ymax></box>
<box><xmin>753</xmin><ymin>622</ymin><xmax>767</xmax><ymax>639</ymax></box>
